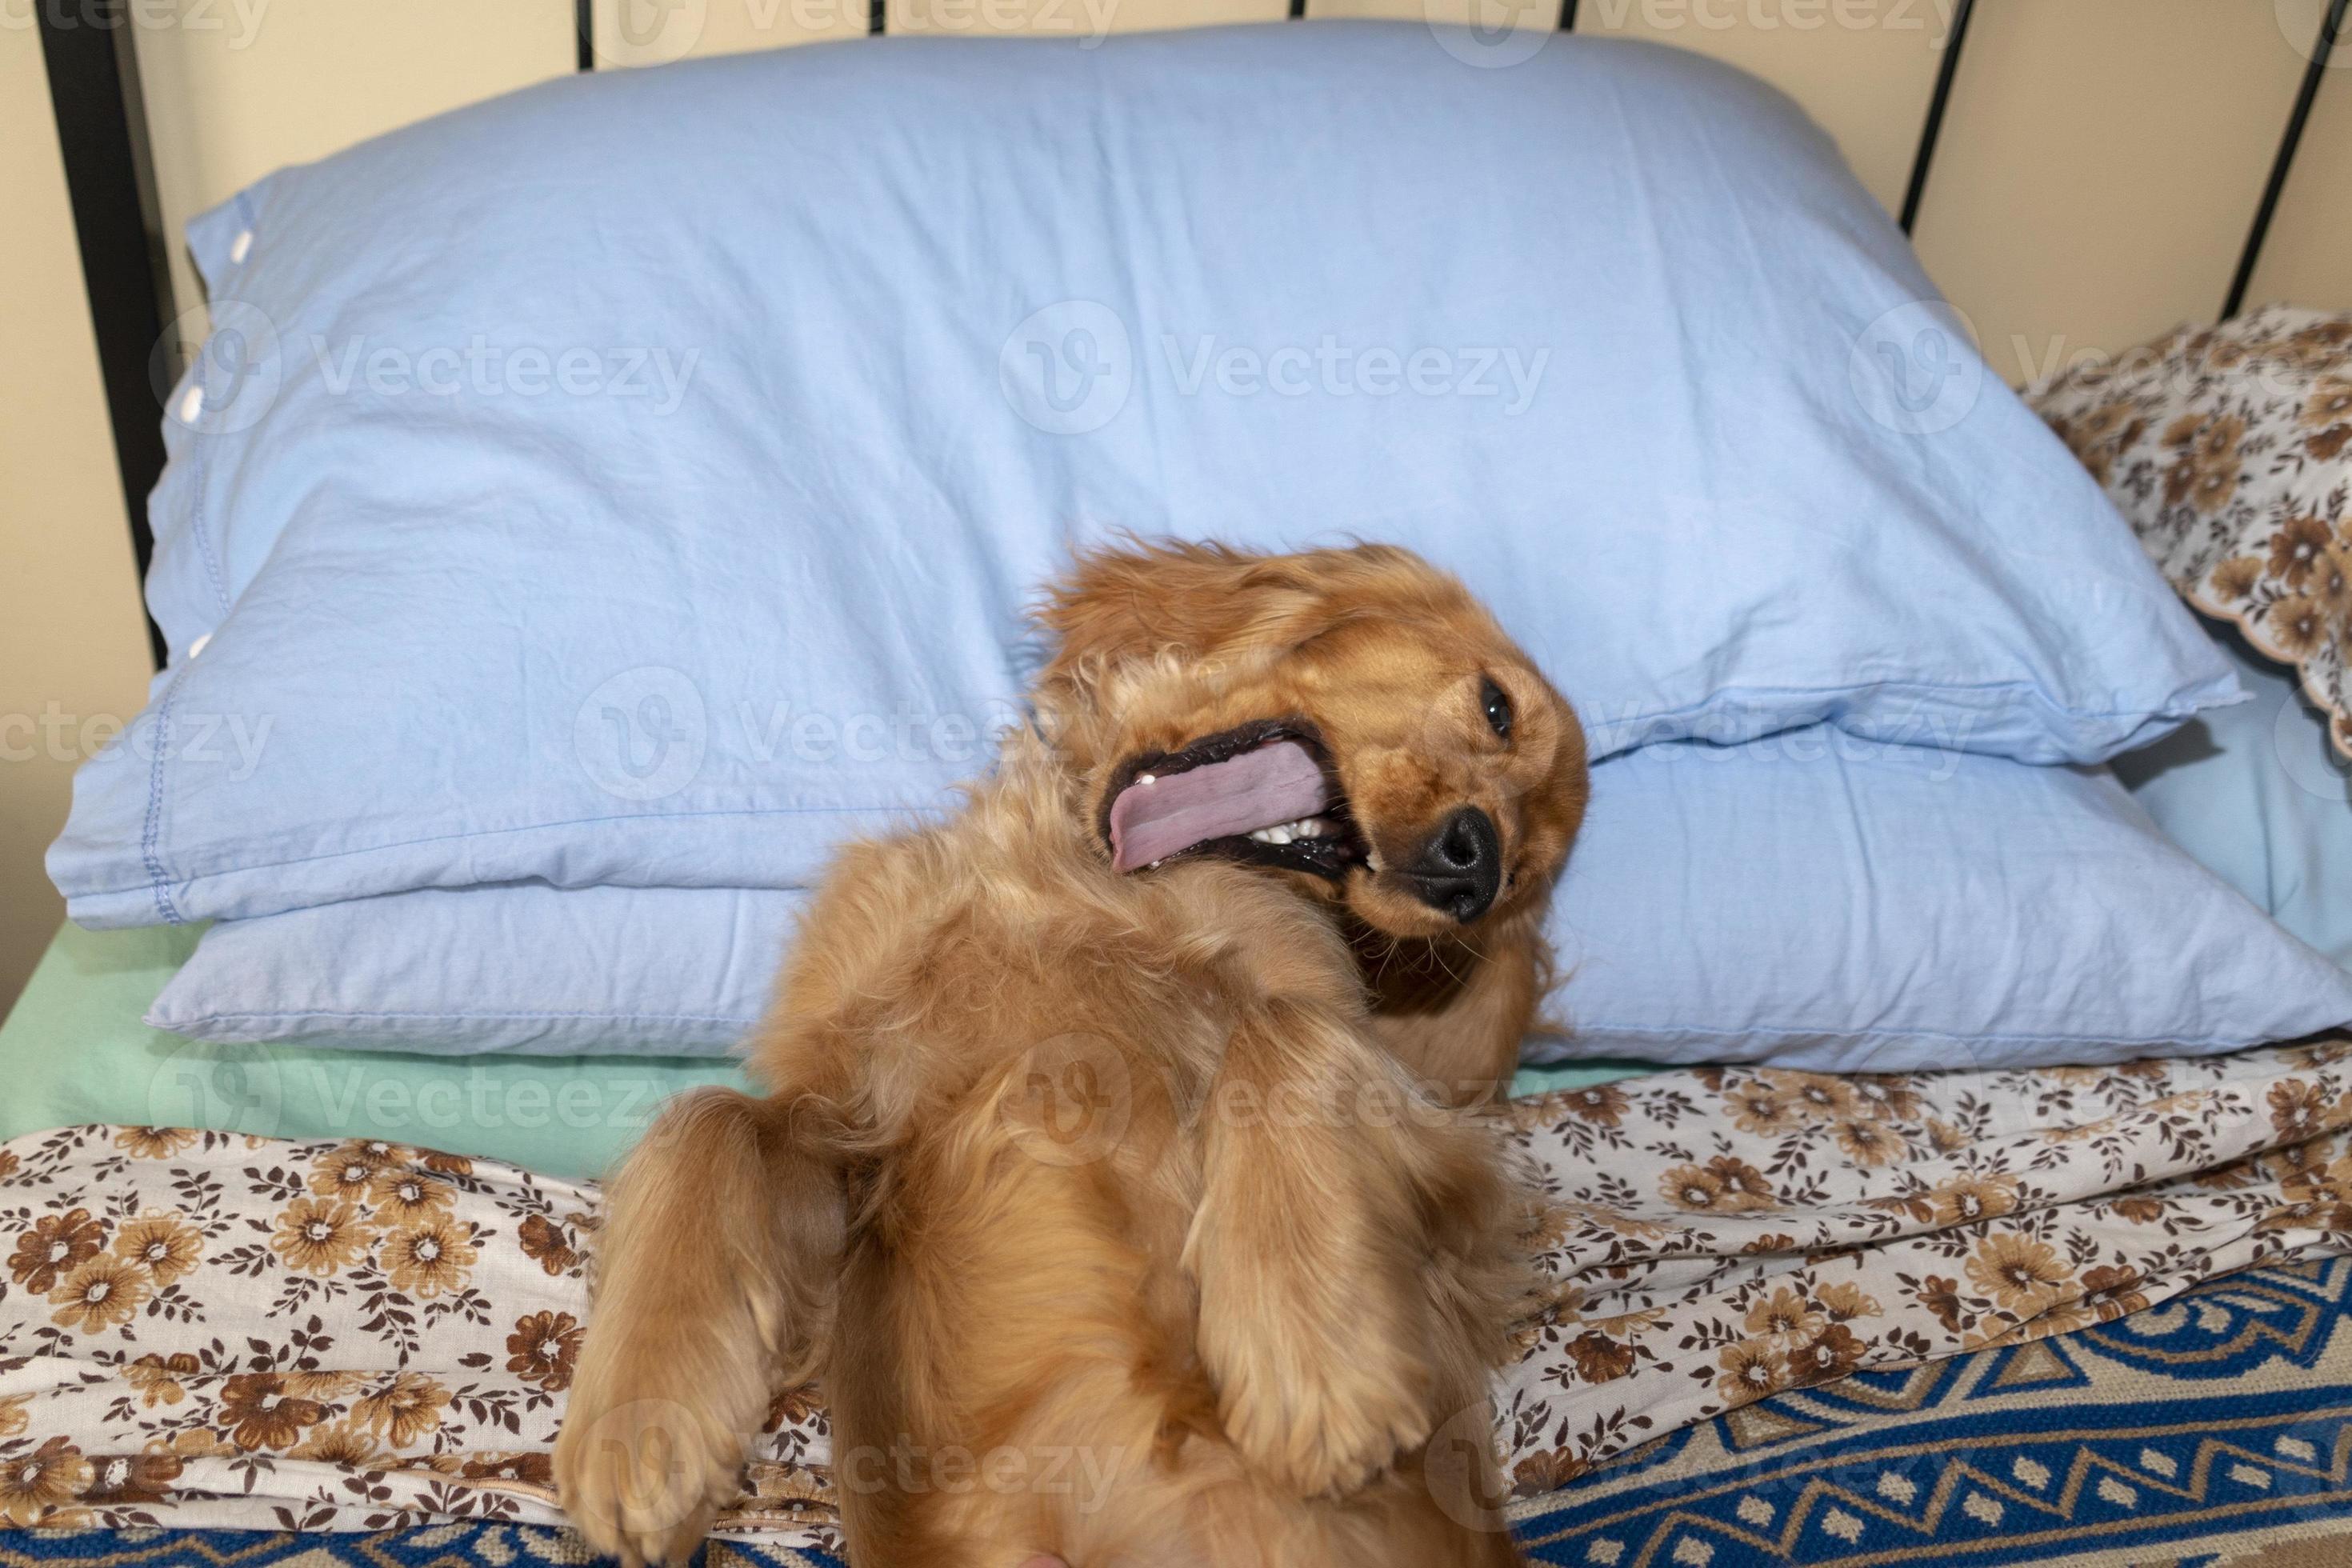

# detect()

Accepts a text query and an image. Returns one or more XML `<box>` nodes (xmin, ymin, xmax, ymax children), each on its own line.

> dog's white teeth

<box><xmin>1246</xmin><ymin>816</ymin><xmax>1340</xmax><ymax>847</ymax></box>
<box><xmin>1137</xmin><ymin>774</ymin><xmax>1156</xmax><ymax>786</ymax></box>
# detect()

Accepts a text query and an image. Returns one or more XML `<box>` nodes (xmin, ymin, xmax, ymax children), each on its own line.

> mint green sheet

<box><xmin>0</xmin><ymin>922</ymin><xmax>1646</xmax><ymax>1182</ymax></box>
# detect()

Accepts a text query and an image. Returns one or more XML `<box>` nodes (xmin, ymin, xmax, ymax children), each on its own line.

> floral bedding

<box><xmin>6</xmin><ymin>1040</ymin><xmax>2352</xmax><ymax>1554</ymax></box>
<box><xmin>2036</xmin><ymin>304</ymin><xmax>2352</xmax><ymax>757</ymax></box>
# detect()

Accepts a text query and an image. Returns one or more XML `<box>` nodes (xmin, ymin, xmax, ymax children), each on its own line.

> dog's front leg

<box><xmin>555</xmin><ymin>1088</ymin><xmax>842</xmax><ymax>1567</ymax></box>
<box><xmin>1186</xmin><ymin>997</ymin><xmax>1442</xmax><ymax>1497</ymax></box>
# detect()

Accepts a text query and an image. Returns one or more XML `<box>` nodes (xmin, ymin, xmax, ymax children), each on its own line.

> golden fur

<box><xmin>556</xmin><ymin>542</ymin><xmax>1590</xmax><ymax>1566</ymax></box>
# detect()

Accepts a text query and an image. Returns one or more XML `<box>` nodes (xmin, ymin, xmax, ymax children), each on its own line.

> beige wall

<box><xmin>101</xmin><ymin>0</ymin><xmax>2352</xmax><ymax>388</ymax></box>
<box><xmin>133</xmin><ymin>0</ymin><xmax>576</xmax><ymax>345</ymax></box>
<box><xmin>2249</xmin><ymin>54</ymin><xmax>2352</xmax><ymax>312</ymax></box>
<box><xmin>0</xmin><ymin>22</ymin><xmax>157</xmax><ymax>1016</ymax></box>
<box><xmin>1910</xmin><ymin>0</ymin><xmax>2322</xmax><ymax>386</ymax></box>
<box><xmin>1306</xmin><ymin>0</ymin><xmax>2348</xmax><ymax>367</ymax></box>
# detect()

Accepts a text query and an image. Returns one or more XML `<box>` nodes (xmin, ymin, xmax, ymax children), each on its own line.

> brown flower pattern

<box><xmin>382</xmin><ymin>1218</ymin><xmax>479</xmax><ymax>1299</ymax></box>
<box><xmin>218</xmin><ymin>1374</ymin><xmax>327</xmax><ymax>1451</ymax></box>
<box><xmin>48</xmin><ymin>1254</ymin><xmax>151</xmax><ymax>1334</ymax></box>
<box><xmin>351</xmin><ymin>1373</ymin><xmax>453</xmax><ymax>1447</ymax></box>
<box><xmin>113</xmin><ymin>1127</ymin><xmax>197</xmax><ymax>1160</ymax></box>
<box><xmin>112</xmin><ymin>1214</ymin><xmax>202</xmax><ymax>1286</ymax></box>
<box><xmin>1966</xmin><ymin>1231</ymin><xmax>2070</xmax><ymax>1313</ymax></box>
<box><xmin>2266</xmin><ymin>594</ymin><xmax>2330</xmax><ymax>659</ymax></box>
<box><xmin>505</xmin><ymin>1310</ymin><xmax>583</xmax><ymax>1392</ymax></box>
<box><xmin>310</xmin><ymin>1139</ymin><xmax>407</xmax><ymax>1200</ymax></box>
<box><xmin>80</xmin><ymin>1450</ymin><xmax>182</xmax><ymax>1506</ymax></box>
<box><xmin>10</xmin><ymin>1208</ymin><xmax>105</xmax><ymax>1294</ymax></box>
<box><xmin>125</xmin><ymin>1353</ymin><xmax>200</xmax><ymax>1409</ymax></box>
<box><xmin>2</xmin><ymin>1037</ymin><xmax>2351</xmax><ymax>1545</ymax></box>
<box><xmin>270</xmin><ymin>1196</ymin><xmax>372</xmax><ymax>1276</ymax></box>
<box><xmin>516</xmin><ymin>1212</ymin><xmax>582</xmax><ymax>1277</ymax></box>
<box><xmin>0</xmin><ymin>1436</ymin><xmax>92</xmax><ymax>1526</ymax></box>
<box><xmin>369</xmin><ymin>1168</ymin><xmax>457</xmax><ymax>1226</ymax></box>
<box><xmin>2037</xmin><ymin>306</ymin><xmax>2352</xmax><ymax>760</ymax></box>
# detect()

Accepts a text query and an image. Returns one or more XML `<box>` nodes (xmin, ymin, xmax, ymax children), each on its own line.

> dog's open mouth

<box><xmin>1102</xmin><ymin>718</ymin><xmax>1370</xmax><ymax>882</ymax></box>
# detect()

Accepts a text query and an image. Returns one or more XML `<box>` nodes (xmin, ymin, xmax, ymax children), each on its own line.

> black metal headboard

<box><xmin>38</xmin><ymin>0</ymin><xmax>2347</xmax><ymax>670</ymax></box>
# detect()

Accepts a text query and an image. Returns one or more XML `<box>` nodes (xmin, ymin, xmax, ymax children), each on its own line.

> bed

<box><xmin>0</xmin><ymin>922</ymin><xmax>1661</xmax><ymax>1178</ymax></box>
<box><xmin>17</xmin><ymin>1</ymin><xmax>2352</xmax><ymax>1563</ymax></box>
<box><xmin>6</xmin><ymin>1037</ymin><xmax>2352</xmax><ymax>1562</ymax></box>
<box><xmin>0</xmin><ymin>924</ymin><xmax>757</xmax><ymax>1184</ymax></box>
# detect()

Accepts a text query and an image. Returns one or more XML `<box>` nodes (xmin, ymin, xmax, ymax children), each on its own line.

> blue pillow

<box><xmin>2117</xmin><ymin>627</ymin><xmax>2352</xmax><ymax>972</ymax></box>
<box><xmin>56</xmin><ymin>24</ymin><xmax>2238</xmax><ymax>930</ymax></box>
<box><xmin>151</xmin><ymin>886</ymin><xmax>805</xmax><ymax>1056</ymax></box>
<box><xmin>1534</xmin><ymin>733</ymin><xmax>2352</xmax><ymax>1070</ymax></box>
<box><xmin>149</xmin><ymin>730</ymin><xmax>2352</xmax><ymax>1068</ymax></box>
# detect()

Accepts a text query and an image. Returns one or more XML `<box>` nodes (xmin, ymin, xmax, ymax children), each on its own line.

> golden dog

<box><xmin>556</xmin><ymin>542</ymin><xmax>1588</xmax><ymax>1566</ymax></box>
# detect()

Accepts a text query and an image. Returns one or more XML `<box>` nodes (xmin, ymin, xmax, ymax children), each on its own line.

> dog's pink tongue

<box><xmin>1110</xmin><ymin>740</ymin><xmax>1331</xmax><ymax>872</ymax></box>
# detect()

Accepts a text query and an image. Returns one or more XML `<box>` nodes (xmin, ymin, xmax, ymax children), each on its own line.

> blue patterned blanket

<box><xmin>9</xmin><ymin>1259</ymin><xmax>2351</xmax><ymax>1567</ymax></box>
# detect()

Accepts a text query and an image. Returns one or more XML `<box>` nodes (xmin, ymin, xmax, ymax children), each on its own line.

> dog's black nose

<box><xmin>1398</xmin><ymin>806</ymin><xmax>1501</xmax><ymax>923</ymax></box>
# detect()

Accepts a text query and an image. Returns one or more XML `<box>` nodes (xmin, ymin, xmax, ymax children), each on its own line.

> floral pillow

<box><xmin>2035</xmin><ymin>304</ymin><xmax>2352</xmax><ymax>758</ymax></box>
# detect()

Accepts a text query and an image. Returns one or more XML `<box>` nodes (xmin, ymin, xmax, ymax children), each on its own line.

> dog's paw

<box><xmin>1202</xmin><ymin>1284</ymin><xmax>1436</xmax><ymax>1497</ymax></box>
<box><xmin>554</xmin><ymin>1380</ymin><xmax>749</xmax><ymax>1567</ymax></box>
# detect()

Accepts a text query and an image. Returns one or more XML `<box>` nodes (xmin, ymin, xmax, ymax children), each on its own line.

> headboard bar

<box><xmin>2223</xmin><ymin>0</ymin><xmax>2347</xmax><ymax>319</ymax></box>
<box><xmin>1896</xmin><ymin>0</ymin><xmax>1974</xmax><ymax>236</ymax></box>
<box><xmin>38</xmin><ymin>0</ymin><xmax>171</xmax><ymax>669</ymax></box>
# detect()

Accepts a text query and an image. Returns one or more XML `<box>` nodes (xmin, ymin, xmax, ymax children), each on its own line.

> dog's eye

<box><xmin>1480</xmin><ymin>676</ymin><xmax>1514</xmax><ymax>741</ymax></box>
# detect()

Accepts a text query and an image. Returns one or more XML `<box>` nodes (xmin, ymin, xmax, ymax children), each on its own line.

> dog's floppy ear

<box><xmin>1038</xmin><ymin>539</ymin><xmax>1329</xmax><ymax>683</ymax></box>
<box><xmin>1038</xmin><ymin>538</ymin><xmax>1450</xmax><ymax>687</ymax></box>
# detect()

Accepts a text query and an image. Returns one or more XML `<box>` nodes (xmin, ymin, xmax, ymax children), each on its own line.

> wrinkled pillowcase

<box><xmin>2117</xmin><ymin>623</ymin><xmax>2352</xmax><ymax>973</ymax></box>
<box><xmin>150</xmin><ymin>730</ymin><xmax>2352</xmax><ymax>1070</ymax></box>
<box><xmin>57</xmin><ymin>24</ymin><xmax>2235</xmax><ymax>930</ymax></box>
